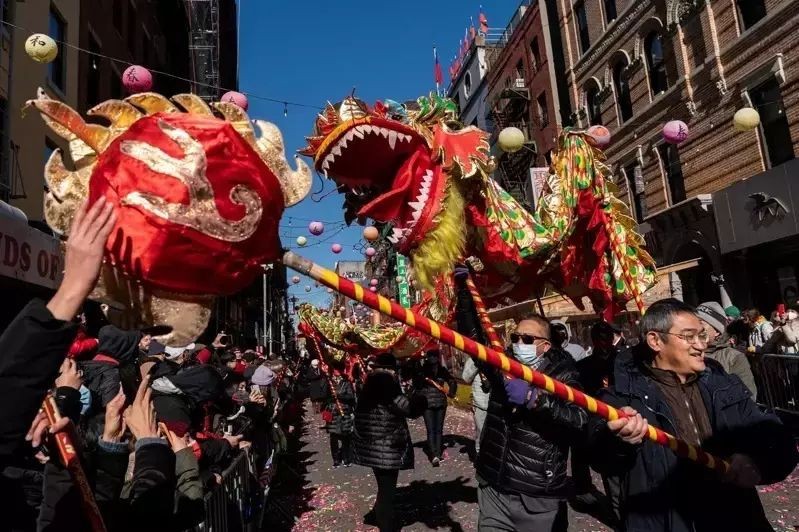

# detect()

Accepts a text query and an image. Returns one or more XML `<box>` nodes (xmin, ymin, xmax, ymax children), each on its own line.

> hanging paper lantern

<box><xmin>365</xmin><ymin>247</ymin><xmax>376</xmax><ymax>257</ymax></box>
<box><xmin>363</xmin><ymin>226</ymin><xmax>380</xmax><ymax>241</ymax></box>
<box><xmin>296</xmin><ymin>235</ymin><xmax>307</xmax><ymax>247</ymax></box>
<box><xmin>369</xmin><ymin>286</ymin><xmax>377</xmax><ymax>292</ymax></box>
<box><xmin>122</xmin><ymin>65</ymin><xmax>153</xmax><ymax>93</ymax></box>
<box><xmin>221</xmin><ymin>90</ymin><xmax>249</xmax><ymax>111</ymax></box>
<box><xmin>662</xmin><ymin>120</ymin><xmax>689</xmax><ymax>144</ymax></box>
<box><xmin>308</xmin><ymin>221</ymin><xmax>325</xmax><ymax>235</ymax></box>
<box><xmin>585</xmin><ymin>125</ymin><xmax>612</xmax><ymax>149</ymax></box>
<box><xmin>25</xmin><ymin>34</ymin><xmax>58</xmax><ymax>64</ymax></box>
<box><xmin>305</xmin><ymin>285</ymin><xmax>312</xmax><ymax>292</ymax></box>
<box><xmin>734</xmin><ymin>107</ymin><xmax>760</xmax><ymax>131</ymax></box>
<box><xmin>331</xmin><ymin>243</ymin><xmax>343</xmax><ymax>254</ymax></box>
<box><xmin>370</xmin><ymin>278</ymin><xmax>378</xmax><ymax>286</ymax></box>
<box><xmin>291</xmin><ymin>275</ymin><xmax>300</xmax><ymax>284</ymax></box>
<box><xmin>498</xmin><ymin>127</ymin><xmax>525</xmax><ymax>153</ymax></box>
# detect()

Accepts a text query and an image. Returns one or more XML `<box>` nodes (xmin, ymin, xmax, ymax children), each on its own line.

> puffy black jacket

<box><xmin>79</xmin><ymin>359</ymin><xmax>122</xmax><ymax>410</ymax></box>
<box><xmin>476</xmin><ymin>347</ymin><xmax>588</xmax><ymax>498</ymax></box>
<box><xmin>326</xmin><ymin>378</ymin><xmax>356</xmax><ymax>435</ymax></box>
<box><xmin>305</xmin><ymin>367</ymin><xmax>328</xmax><ymax>401</ymax></box>
<box><xmin>588</xmin><ymin>353</ymin><xmax>799</xmax><ymax>532</ymax></box>
<box><xmin>413</xmin><ymin>365</ymin><xmax>457</xmax><ymax>410</ymax></box>
<box><xmin>352</xmin><ymin>371</ymin><xmax>423</xmax><ymax>470</ymax></box>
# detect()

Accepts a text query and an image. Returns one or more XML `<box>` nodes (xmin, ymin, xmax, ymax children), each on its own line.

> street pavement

<box><xmin>263</xmin><ymin>401</ymin><xmax>799</xmax><ymax>531</ymax></box>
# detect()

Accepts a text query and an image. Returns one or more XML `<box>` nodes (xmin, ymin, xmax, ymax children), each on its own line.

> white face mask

<box><xmin>512</xmin><ymin>343</ymin><xmax>539</xmax><ymax>367</ymax></box>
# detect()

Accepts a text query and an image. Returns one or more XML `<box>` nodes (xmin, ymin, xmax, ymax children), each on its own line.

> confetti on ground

<box><xmin>262</xmin><ymin>400</ymin><xmax>799</xmax><ymax>531</ymax></box>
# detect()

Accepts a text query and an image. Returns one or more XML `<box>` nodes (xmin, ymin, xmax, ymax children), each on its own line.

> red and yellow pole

<box><xmin>464</xmin><ymin>274</ymin><xmax>505</xmax><ymax>351</ymax></box>
<box><xmin>283</xmin><ymin>251</ymin><xmax>729</xmax><ymax>473</ymax></box>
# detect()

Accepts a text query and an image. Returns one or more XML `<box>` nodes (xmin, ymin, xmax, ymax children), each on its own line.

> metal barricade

<box><xmin>188</xmin><ymin>450</ymin><xmax>270</xmax><ymax>532</ymax></box>
<box><xmin>754</xmin><ymin>354</ymin><xmax>799</xmax><ymax>417</ymax></box>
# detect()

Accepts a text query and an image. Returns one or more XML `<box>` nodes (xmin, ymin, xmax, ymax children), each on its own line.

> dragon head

<box><xmin>300</xmin><ymin>94</ymin><xmax>493</xmax><ymax>282</ymax></box>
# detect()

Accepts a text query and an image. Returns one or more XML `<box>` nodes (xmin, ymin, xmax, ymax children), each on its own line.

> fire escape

<box><xmin>183</xmin><ymin>0</ymin><xmax>220</xmax><ymax>100</ymax></box>
<box><xmin>488</xmin><ymin>76</ymin><xmax>537</xmax><ymax>209</ymax></box>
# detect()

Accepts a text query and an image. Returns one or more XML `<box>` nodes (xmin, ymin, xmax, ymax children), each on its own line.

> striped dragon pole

<box><xmin>464</xmin><ymin>273</ymin><xmax>505</xmax><ymax>351</ymax></box>
<box><xmin>283</xmin><ymin>251</ymin><xmax>729</xmax><ymax>473</ymax></box>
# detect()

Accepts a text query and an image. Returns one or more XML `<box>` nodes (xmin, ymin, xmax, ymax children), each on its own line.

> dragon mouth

<box><xmin>315</xmin><ymin>119</ymin><xmax>444</xmax><ymax>251</ymax></box>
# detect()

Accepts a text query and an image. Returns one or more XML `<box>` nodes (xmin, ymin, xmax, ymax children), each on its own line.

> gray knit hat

<box><xmin>696</xmin><ymin>301</ymin><xmax>727</xmax><ymax>334</ymax></box>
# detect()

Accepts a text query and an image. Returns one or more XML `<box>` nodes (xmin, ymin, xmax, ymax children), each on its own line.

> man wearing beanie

<box><xmin>696</xmin><ymin>301</ymin><xmax>758</xmax><ymax>398</ymax></box>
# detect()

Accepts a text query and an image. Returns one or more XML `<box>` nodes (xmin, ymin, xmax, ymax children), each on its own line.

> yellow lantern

<box><xmin>363</xmin><ymin>226</ymin><xmax>380</xmax><ymax>241</ymax></box>
<box><xmin>25</xmin><ymin>33</ymin><xmax>58</xmax><ymax>64</ymax></box>
<box><xmin>734</xmin><ymin>107</ymin><xmax>760</xmax><ymax>132</ymax></box>
<box><xmin>498</xmin><ymin>127</ymin><xmax>525</xmax><ymax>153</ymax></box>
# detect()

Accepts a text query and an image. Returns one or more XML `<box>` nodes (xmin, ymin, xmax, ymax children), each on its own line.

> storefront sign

<box><xmin>396</xmin><ymin>254</ymin><xmax>410</xmax><ymax>308</ymax></box>
<box><xmin>0</xmin><ymin>211</ymin><xmax>63</xmax><ymax>289</ymax></box>
<box><xmin>713</xmin><ymin>159</ymin><xmax>799</xmax><ymax>254</ymax></box>
<box><xmin>335</xmin><ymin>260</ymin><xmax>366</xmax><ymax>281</ymax></box>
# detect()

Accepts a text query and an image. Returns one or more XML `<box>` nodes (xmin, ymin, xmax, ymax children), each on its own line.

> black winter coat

<box><xmin>588</xmin><ymin>354</ymin><xmax>799</xmax><ymax>532</ymax></box>
<box><xmin>79</xmin><ymin>359</ymin><xmax>122</xmax><ymax>410</ymax></box>
<box><xmin>305</xmin><ymin>367</ymin><xmax>328</xmax><ymax>401</ymax></box>
<box><xmin>476</xmin><ymin>347</ymin><xmax>588</xmax><ymax>498</ymax></box>
<box><xmin>353</xmin><ymin>371</ymin><xmax>423</xmax><ymax>470</ymax></box>
<box><xmin>413</xmin><ymin>364</ymin><xmax>457</xmax><ymax>410</ymax></box>
<box><xmin>326</xmin><ymin>378</ymin><xmax>356</xmax><ymax>435</ymax></box>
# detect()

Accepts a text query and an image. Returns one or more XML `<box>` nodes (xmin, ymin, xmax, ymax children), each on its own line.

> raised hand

<box><xmin>103</xmin><ymin>386</ymin><xmax>127</xmax><ymax>443</ymax></box>
<box><xmin>124</xmin><ymin>375</ymin><xmax>158</xmax><ymax>440</ymax></box>
<box><xmin>47</xmin><ymin>198</ymin><xmax>116</xmax><ymax>321</ymax></box>
<box><xmin>55</xmin><ymin>358</ymin><xmax>83</xmax><ymax>390</ymax></box>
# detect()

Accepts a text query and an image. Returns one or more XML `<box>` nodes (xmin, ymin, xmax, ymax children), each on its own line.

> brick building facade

<box><xmin>485</xmin><ymin>0</ymin><xmax>571</xmax><ymax>206</ymax></box>
<box><xmin>557</xmin><ymin>0</ymin><xmax>798</xmax><ymax>308</ymax></box>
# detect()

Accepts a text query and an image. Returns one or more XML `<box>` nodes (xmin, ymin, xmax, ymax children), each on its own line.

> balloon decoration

<box><xmin>734</xmin><ymin>107</ymin><xmax>760</xmax><ymax>131</ymax></box>
<box><xmin>291</xmin><ymin>275</ymin><xmax>300</xmax><ymax>284</ymax></box>
<box><xmin>498</xmin><ymin>126</ymin><xmax>525</xmax><ymax>153</ymax></box>
<box><xmin>363</xmin><ymin>226</ymin><xmax>380</xmax><ymax>241</ymax></box>
<box><xmin>662</xmin><ymin>120</ymin><xmax>689</xmax><ymax>144</ymax></box>
<box><xmin>296</xmin><ymin>235</ymin><xmax>307</xmax><ymax>247</ymax></box>
<box><xmin>309</xmin><ymin>221</ymin><xmax>325</xmax><ymax>235</ymax></box>
<box><xmin>331</xmin><ymin>243</ymin><xmax>343</xmax><ymax>254</ymax></box>
<box><xmin>369</xmin><ymin>286</ymin><xmax>377</xmax><ymax>292</ymax></box>
<box><xmin>221</xmin><ymin>90</ymin><xmax>249</xmax><ymax>111</ymax></box>
<box><xmin>370</xmin><ymin>278</ymin><xmax>378</xmax><ymax>286</ymax></box>
<box><xmin>25</xmin><ymin>34</ymin><xmax>58</xmax><ymax>63</ymax></box>
<box><xmin>122</xmin><ymin>65</ymin><xmax>153</xmax><ymax>93</ymax></box>
<box><xmin>305</xmin><ymin>286</ymin><xmax>311</xmax><ymax>292</ymax></box>
<box><xmin>365</xmin><ymin>247</ymin><xmax>376</xmax><ymax>257</ymax></box>
<box><xmin>585</xmin><ymin>125</ymin><xmax>612</xmax><ymax>149</ymax></box>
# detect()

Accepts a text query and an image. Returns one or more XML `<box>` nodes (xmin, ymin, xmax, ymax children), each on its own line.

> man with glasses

<box><xmin>588</xmin><ymin>298</ymin><xmax>798</xmax><ymax>532</ymax></box>
<box><xmin>475</xmin><ymin>313</ymin><xmax>587</xmax><ymax>531</ymax></box>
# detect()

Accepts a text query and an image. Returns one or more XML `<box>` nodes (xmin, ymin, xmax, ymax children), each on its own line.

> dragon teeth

<box><xmin>331</xmin><ymin>145</ymin><xmax>342</xmax><ymax>157</ymax></box>
<box><xmin>388</xmin><ymin>131</ymin><xmax>397</xmax><ymax>150</ymax></box>
<box><xmin>353</xmin><ymin>128</ymin><xmax>365</xmax><ymax>139</ymax></box>
<box><xmin>345</xmin><ymin>130</ymin><xmax>355</xmax><ymax>142</ymax></box>
<box><xmin>379</xmin><ymin>128</ymin><xmax>389</xmax><ymax>138</ymax></box>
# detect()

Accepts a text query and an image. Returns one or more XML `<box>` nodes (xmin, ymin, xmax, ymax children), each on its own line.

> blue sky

<box><xmin>239</xmin><ymin>0</ymin><xmax>521</xmax><ymax>306</ymax></box>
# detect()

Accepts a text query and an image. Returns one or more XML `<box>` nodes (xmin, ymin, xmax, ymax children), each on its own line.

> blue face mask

<box><xmin>78</xmin><ymin>385</ymin><xmax>92</xmax><ymax>416</ymax></box>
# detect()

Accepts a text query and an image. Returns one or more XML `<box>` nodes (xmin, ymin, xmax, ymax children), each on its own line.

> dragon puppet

<box><xmin>300</xmin><ymin>94</ymin><xmax>656</xmax><ymax>321</ymax></box>
<box><xmin>27</xmin><ymin>89</ymin><xmax>311</xmax><ymax>344</ymax></box>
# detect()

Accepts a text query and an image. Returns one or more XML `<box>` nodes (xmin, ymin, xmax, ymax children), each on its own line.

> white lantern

<box><xmin>25</xmin><ymin>34</ymin><xmax>58</xmax><ymax>64</ymax></box>
<box><xmin>734</xmin><ymin>107</ymin><xmax>761</xmax><ymax>132</ymax></box>
<box><xmin>498</xmin><ymin>127</ymin><xmax>525</xmax><ymax>153</ymax></box>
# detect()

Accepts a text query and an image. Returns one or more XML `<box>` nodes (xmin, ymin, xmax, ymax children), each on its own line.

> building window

<box><xmin>613</xmin><ymin>61</ymin><xmax>633</xmax><ymax>122</ymax></box>
<box><xmin>127</xmin><ymin>0</ymin><xmax>137</xmax><ymax>55</ymax></box>
<box><xmin>515</xmin><ymin>58</ymin><xmax>524</xmax><ymax>81</ymax></box>
<box><xmin>537</xmin><ymin>93</ymin><xmax>549</xmax><ymax>127</ymax></box>
<box><xmin>625</xmin><ymin>162</ymin><xmax>646</xmax><ymax>221</ymax></box>
<box><xmin>530</xmin><ymin>38</ymin><xmax>541</xmax><ymax>72</ymax></box>
<box><xmin>48</xmin><ymin>7</ymin><xmax>66</xmax><ymax>92</ymax></box>
<box><xmin>464</xmin><ymin>72</ymin><xmax>472</xmax><ymax>99</ymax></box>
<box><xmin>586</xmin><ymin>84</ymin><xmax>602</xmax><ymax>125</ymax></box>
<box><xmin>737</xmin><ymin>0</ymin><xmax>767</xmax><ymax>31</ymax></box>
<box><xmin>658</xmin><ymin>144</ymin><xmax>686</xmax><ymax>205</ymax></box>
<box><xmin>749</xmin><ymin>78</ymin><xmax>795</xmax><ymax>168</ymax></box>
<box><xmin>87</xmin><ymin>33</ymin><xmax>101</xmax><ymax>108</ymax></box>
<box><xmin>575</xmin><ymin>1</ymin><xmax>590</xmax><ymax>54</ymax></box>
<box><xmin>604</xmin><ymin>0</ymin><xmax>617</xmax><ymax>23</ymax></box>
<box><xmin>645</xmin><ymin>32</ymin><xmax>669</xmax><ymax>95</ymax></box>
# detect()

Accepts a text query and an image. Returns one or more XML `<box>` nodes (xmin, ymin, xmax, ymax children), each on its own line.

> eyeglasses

<box><xmin>656</xmin><ymin>330</ymin><xmax>709</xmax><ymax>345</ymax></box>
<box><xmin>510</xmin><ymin>333</ymin><xmax>550</xmax><ymax>345</ymax></box>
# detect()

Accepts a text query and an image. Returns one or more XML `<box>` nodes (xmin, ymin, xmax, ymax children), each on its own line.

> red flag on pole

<box><xmin>433</xmin><ymin>47</ymin><xmax>443</xmax><ymax>86</ymax></box>
<box><xmin>479</xmin><ymin>6</ymin><xmax>489</xmax><ymax>34</ymax></box>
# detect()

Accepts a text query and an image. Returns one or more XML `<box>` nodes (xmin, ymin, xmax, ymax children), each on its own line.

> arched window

<box><xmin>586</xmin><ymin>84</ymin><xmax>602</xmax><ymax>125</ymax></box>
<box><xmin>645</xmin><ymin>32</ymin><xmax>669</xmax><ymax>95</ymax></box>
<box><xmin>464</xmin><ymin>72</ymin><xmax>472</xmax><ymax>99</ymax></box>
<box><xmin>613</xmin><ymin>60</ymin><xmax>633</xmax><ymax>122</ymax></box>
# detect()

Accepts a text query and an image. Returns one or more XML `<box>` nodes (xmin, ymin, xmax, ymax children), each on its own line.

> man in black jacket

<box><xmin>476</xmin><ymin>314</ymin><xmax>588</xmax><ymax>531</ymax></box>
<box><xmin>591</xmin><ymin>298</ymin><xmax>799</xmax><ymax>532</ymax></box>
